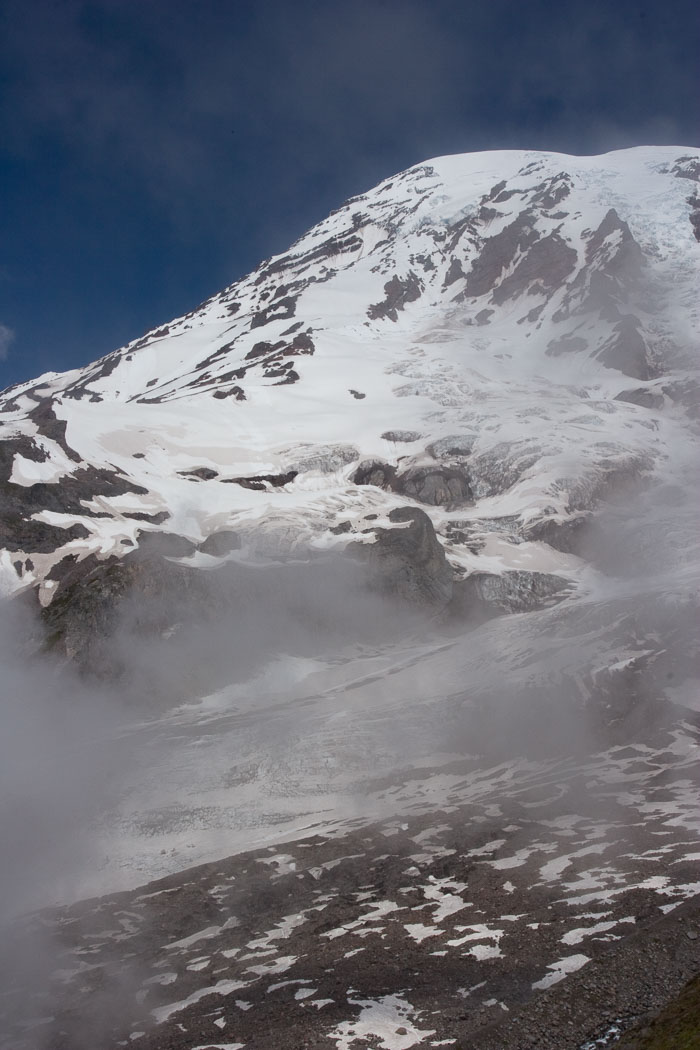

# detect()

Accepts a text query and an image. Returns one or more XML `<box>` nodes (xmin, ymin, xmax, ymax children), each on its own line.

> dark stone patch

<box><xmin>465</xmin><ymin>211</ymin><xmax>539</xmax><ymax>299</ymax></box>
<box><xmin>0</xmin><ymin>447</ymin><xmax>150</xmax><ymax>561</ymax></box>
<box><xmin>63</xmin><ymin>352</ymin><xmax>121</xmax><ymax>401</ymax></box>
<box><xmin>0</xmin><ymin>515</ymin><xmax>90</xmax><ymax>554</ymax></box>
<box><xmin>46</xmin><ymin>552</ymin><xmax>80</xmax><ymax>582</ymax></box>
<box><xmin>380</xmin><ymin>430</ymin><xmax>422</xmax><ymax>443</ymax></box>
<box><xmin>245</xmin><ymin>340</ymin><xmax>285</xmax><ymax>361</ymax></box>
<box><xmin>274</xmin><ymin>368</ymin><xmax>300</xmax><ymax>385</ymax></box>
<box><xmin>28</xmin><ymin>399</ymin><xmax>81</xmax><ymax>463</ymax></box>
<box><xmin>484</xmin><ymin>180</ymin><xmax>507</xmax><ymax>202</ymax></box>
<box><xmin>530</xmin><ymin>173</ymin><xmax>571</xmax><ymax>210</ymax></box>
<box><xmin>443</xmin><ymin>257</ymin><xmax>466</xmax><ymax>287</ymax></box>
<box><xmin>672</xmin><ymin>156</ymin><xmax>700</xmax><ymax>181</ymax></box>
<box><xmin>288</xmin><ymin>331</ymin><xmax>315</xmax><ymax>355</ymax></box>
<box><xmin>493</xmin><ymin>187</ymin><xmax>519</xmax><ymax>203</ymax></box>
<box><xmin>135</xmin><ymin>532</ymin><xmax>197</xmax><ymax>558</ymax></box>
<box><xmin>212</xmin><ymin>386</ymin><xmax>246</xmax><ymax>400</ymax></box>
<box><xmin>329</xmin><ymin>520</ymin><xmax>352</xmax><ymax>534</ymax></box>
<box><xmin>492</xmin><ymin>231</ymin><xmax>577</xmax><ymax>305</ymax></box>
<box><xmin>523</xmin><ymin>514</ymin><xmax>590</xmax><ymax>554</ymax></box>
<box><xmin>451</xmin><ymin>569</ymin><xmax>570</xmax><ymax>618</ymax></box>
<box><xmin>349</xmin><ymin>389</ymin><xmax>366</xmax><ymax>399</ymax></box>
<box><xmin>280</xmin><ymin>321</ymin><xmax>304</xmax><ymax>336</ymax></box>
<box><xmin>255</xmin><ymin>232</ymin><xmax>362</xmax><ymax>289</ymax></box>
<box><xmin>412</xmin><ymin>253</ymin><xmax>435</xmax><ymax>272</ymax></box>
<box><xmin>263</xmin><ymin>360</ymin><xmax>294</xmax><ymax>380</ymax></box>
<box><xmin>250</xmin><ymin>294</ymin><xmax>297</xmax><ymax>330</ymax></box>
<box><xmin>197</xmin><ymin>530</ymin><xmax>241</xmax><ymax>557</ymax></box>
<box><xmin>445</xmin><ymin>216</ymin><xmax>477</xmax><ymax>253</ymax></box>
<box><xmin>197</xmin><ymin>340</ymin><xmax>237</xmax><ymax>371</ymax></box>
<box><xmin>222</xmin><ymin>470</ymin><xmax>298</xmax><ymax>490</ymax></box>
<box><xmin>398</xmin><ymin>465</ymin><xmax>473</xmax><ymax>507</ymax></box>
<box><xmin>352</xmin><ymin>506</ymin><xmax>453</xmax><ymax>608</ymax></box>
<box><xmin>478</xmin><ymin>205</ymin><xmax>499</xmax><ymax>222</ymax></box>
<box><xmin>519</xmin><ymin>303</ymin><xmax>545</xmax><ymax>324</ymax></box>
<box><xmin>546</xmin><ymin>333</ymin><xmax>589</xmax><ymax>357</ymax></box>
<box><xmin>177</xmin><ymin>467</ymin><xmax>219</xmax><ymax>481</ymax></box>
<box><xmin>132</xmin><ymin>452</ymin><xmax>146</xmax><ymax>459</ymax></box>
<box><xmin>353</xmin><ymin>459</ymin><xmax>472</xmax><ymax>508</ymax></box>
<box><xmin>244</xmin><ymin>333</ymin><xmax>314</xmax><ymax>388</ymax></box>
<box><xmin>614</xmin><ymin>388</ymin><xmax>665</xmax><ymax>411</ymax></box>
<box><xmin>661</xmin><ymin>378</ymin><xmax>700</xmax><ymax>419</ymax></box>
<box><xmin>427</xmin><ymin>434</ymin><xmax>476</xmax><ymax>458</ymax></box>
<box><xmin>39</xmin><ymin>552</ymin><xmax>196</xmax><ymax>666</ymax></box>
<box><xmin>597</xmin><ymin>315</ymin><xmax>655</xmax><ymax>381</ymax></box>
<box><xmin>0</xmin><ymin>432</ymin><xmax>48</xmax><ymax>469</ymax></box>
<box><xmin>367</xmin><ymin>272</ymin><xmax>423</xmax><ymax>322</ymax></box>
<box><xmin>469</xmin><ymin>443</ymin><xmax>541</xmax><ymax>497</ymax></box>
<box><xmin>585</xmin><ymin>209</ymin><xmax>645</xmax><ymax>277</ymax></box>
<box><xmin>475</xmin><ymin>308</ymin><xmax>494</xmax><ymax>325</ymax></box>
<box><xmin>126</xmin><ymin>511</ymin><xmax>170</xmax><ymax>524</ymax></box>
<box><xmin>352</xmin><ymin>459</ymin><xmax>397</xmax><ymax>490</ymax></box>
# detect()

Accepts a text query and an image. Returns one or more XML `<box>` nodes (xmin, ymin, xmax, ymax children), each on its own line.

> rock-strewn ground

<box><xmin>2</xmin><ymin>714</ymin><xmax>699</xmax><ymax>1050</ymax></box>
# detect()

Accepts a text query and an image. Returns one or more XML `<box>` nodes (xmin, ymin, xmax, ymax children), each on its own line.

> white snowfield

<box><xmin>1</xmin><ymin>145</ymin><xmax>699</xmax><ymax>599</ymax></box>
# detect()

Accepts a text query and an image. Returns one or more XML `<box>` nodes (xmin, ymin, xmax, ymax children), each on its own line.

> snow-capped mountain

<box><xmin>1</xmin><ymin>146</ymin><xmax>700</xmax><ymax>1050</ymax></box>
<box><xmin>1</xmin><ymin>145</ymin><xmax>699</xmax><ymax>624</ymax></box>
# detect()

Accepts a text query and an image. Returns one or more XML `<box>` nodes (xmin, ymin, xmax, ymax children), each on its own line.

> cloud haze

<box><xmin>0</xmin><ymin>326</ymin><xmax>13</xmax><ymax>361</ymax></box>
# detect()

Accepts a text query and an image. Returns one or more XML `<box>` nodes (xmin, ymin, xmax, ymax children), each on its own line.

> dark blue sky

<box><xmin>1</xmin><ymin>0</ymin><xmax>698</xmax><ymax>389</ymax></box>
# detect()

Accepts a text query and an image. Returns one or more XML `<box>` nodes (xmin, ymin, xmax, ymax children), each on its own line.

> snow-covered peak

<box><xmin>1</xmin><ymin>145</ymin><xmax>699</xmax><ymax>606</ymax></box>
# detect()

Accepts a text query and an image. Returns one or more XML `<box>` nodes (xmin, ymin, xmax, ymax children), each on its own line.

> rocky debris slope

<box><xmin>1</xmin><ymin>711</ymin><xmax>699</xmax><ymax>1050</ymax></box>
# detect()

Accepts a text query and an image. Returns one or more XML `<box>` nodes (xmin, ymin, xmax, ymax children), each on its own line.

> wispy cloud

<box><xmin>1</xmin><ymin>0</ymin><xmax>696</xmax><ymax>218</ymax></box>
<box><xmin>0</xmin><ymin>325</ymin><xmax>14</xmax><ymax>361</ymax></box>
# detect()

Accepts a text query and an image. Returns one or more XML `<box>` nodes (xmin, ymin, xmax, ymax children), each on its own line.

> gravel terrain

<box><xmin>2</xmin><ymin>712</ymin><xmax>699</xmax><ymax>1050</ymax></box>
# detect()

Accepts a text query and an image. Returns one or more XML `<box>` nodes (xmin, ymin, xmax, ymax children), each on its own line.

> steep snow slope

<box><xmin>1</xmin><ymin>146</ymin><xmax>698</xmax><ymax>610</ymax></box>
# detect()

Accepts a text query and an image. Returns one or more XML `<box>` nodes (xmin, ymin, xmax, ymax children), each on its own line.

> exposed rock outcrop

<box><xmin>350</xmin><ymin>506</ymin><xmax>453</xmax><ymax>609</ymax></box>
<box><xmin>352</xmin><ymin>460</ymin><xmax>473</xmax><ymax>508</ymax></box>
<box><xmin>451</xmin><ymin>569</ymin><xmax>570</xmax><ymax>618</ymax></box>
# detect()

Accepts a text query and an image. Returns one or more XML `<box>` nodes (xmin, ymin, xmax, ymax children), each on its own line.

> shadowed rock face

<box><xmin>0</xmin><ymin>435</ymin><xmax>152</xmax><ymax>559</ymax></box>
<box><xmin>352</xmin><ymin>460</ymin><xmax>473</xmax><ymax>508</ymax></box>
<box><xmin>39</xmin><ymin>553</ymin><xmax>208</xmax><ymax>669</ymax></box>
<box><xmin>450</xmin><ymin>569</ymin><xmax>571</xmax><ymax>619</ymax></box>
<box><xmin>491</xmin><ymin>230</ymin><xmax>577</xmax><ymax>305</ymax></box>
<box><xmin>465</xmin><ymin>211</ymin><xmax>539</xmax><ymax>298</ymax></box>
<box><xmin>367</xmin><ymin>272</ymin><xmax>423</xmax><ymax>321</ymax></box>
<box><xmin>597</xmin><ymin>315</ymin><xmax>655</xmax><ymax>380</ymax></box>
<box><xmin>197</xmin><ymin>530</ymin><xmax>241</xmax><ymax>557</ymax></box>
<box><xmin>351</xmin><ymin>506</ymin><xmax>453</xmax><ymax>609</ymax></box>
<box><xmin>27</xmin><ymin>399</ymin><xmax>81</xmax><ymax>462</ymax></box>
